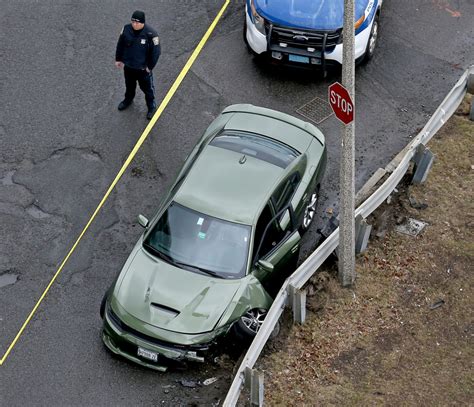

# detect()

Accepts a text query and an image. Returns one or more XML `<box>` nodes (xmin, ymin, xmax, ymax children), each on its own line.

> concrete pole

<box><xmin>338</xmin><ymin>0</ymin><xmax>356</xmax><ymax>287</ymax></box>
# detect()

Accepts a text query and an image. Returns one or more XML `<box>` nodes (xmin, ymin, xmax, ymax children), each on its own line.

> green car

<box><xmin>101</xmin><ymin>104</ymin><xmax>326</xmax><ymax>371</ymax></box>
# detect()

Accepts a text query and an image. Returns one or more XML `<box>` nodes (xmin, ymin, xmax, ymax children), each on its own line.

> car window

<box><xmin>144</xmin><ymin>202</ymin><xmax>251</xmax><ymax>278</ymax></box>
<box><xmin>253</xmin><ymin>203</ymin><xmax>286</xmax><ymax>260</ymax></box>
<box><xmin>210</xmin><ymin>131</ymin><xmax>299</xmax><ymax>169</ymax></box>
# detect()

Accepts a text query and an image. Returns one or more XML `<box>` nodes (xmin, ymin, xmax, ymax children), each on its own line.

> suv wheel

<box><xmin>364</xmin><ymin>14</ymin><xmax>379</xmax><ymax>62</ymax></box>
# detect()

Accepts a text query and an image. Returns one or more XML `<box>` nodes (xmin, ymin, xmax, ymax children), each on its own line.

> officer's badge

<box><xmin>152</xmin><ymin>36</ymin><xmax>160</xmax><ymax>45</ymax></box>
<box><xmin>141</xmin><ymin>39</ymin><xmax>146</xmax><ymax>44</ymax></box>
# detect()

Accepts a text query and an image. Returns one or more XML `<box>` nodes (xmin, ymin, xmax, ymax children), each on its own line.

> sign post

<box><xmin>329</xmin><ymin>0</ymin><xmax>356</xmax><ymax>287</ymax></box>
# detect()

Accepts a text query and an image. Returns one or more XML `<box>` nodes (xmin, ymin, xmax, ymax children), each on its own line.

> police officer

<box><xmin>115</xmin><ymin>10</ymin><xmax>161</xmax><ymax>120</ymax></box>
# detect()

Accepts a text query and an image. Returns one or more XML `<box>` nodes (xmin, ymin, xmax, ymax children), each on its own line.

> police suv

<box><xmin>244</xmin><ymin>0</ymin><xmax>383</xmax><ymax>71</ymax></box>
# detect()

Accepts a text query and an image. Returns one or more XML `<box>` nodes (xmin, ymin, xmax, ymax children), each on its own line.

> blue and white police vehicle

<box><xmin>244</xmin><ymin>0</ymin><xmax>383</xmax><ymax>71</ymax></box>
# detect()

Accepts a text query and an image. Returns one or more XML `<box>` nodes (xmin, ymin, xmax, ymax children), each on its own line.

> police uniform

<box><xmin>115</xmin><ymin>11</ymin><xmax>161</xmax><ymax>119</ymax></box>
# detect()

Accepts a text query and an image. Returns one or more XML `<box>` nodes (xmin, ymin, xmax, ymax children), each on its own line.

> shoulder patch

<box><xmin>152</xmin><ymin>36</ymin><xmax>160</xmax><ymax>46</ymax></box>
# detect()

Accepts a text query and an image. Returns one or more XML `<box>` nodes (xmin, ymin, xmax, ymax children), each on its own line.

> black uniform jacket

<box><xmin>116</xmin><ymin>24</ymin><xmax>161</xmax><ymax>71</ymax></box>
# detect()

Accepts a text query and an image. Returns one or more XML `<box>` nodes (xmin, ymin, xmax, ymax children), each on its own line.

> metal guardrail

<box><xmin>223</xmin><ymin>65</ymin><xmax>474</xmax><ymax>406</ymax></box>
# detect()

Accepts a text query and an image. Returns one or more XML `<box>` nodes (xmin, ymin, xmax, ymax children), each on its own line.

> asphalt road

<box><xmin>1</xmin><ymin>0</ymin><xmax>473</xmax><ymax>405</ymax></box>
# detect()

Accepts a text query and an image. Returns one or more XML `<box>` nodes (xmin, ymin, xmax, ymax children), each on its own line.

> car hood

<box><xmin>115</xmin><ymin>247</ymin><xmax>243</xmax><ymax>334</ymax></box>
<box><xmin>254</xmin><ymin>0</ymin><xmax>369</xmax><ymax>31</ymax></box>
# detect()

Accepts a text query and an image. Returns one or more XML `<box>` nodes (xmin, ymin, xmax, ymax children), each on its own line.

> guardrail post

<box><xmin>412</xmin><ymin>144</ymin><xmax>435</xmax><ymax>184</ymax></box>
<box><xmin>467</xmin><ymin>72</ymin><xmax>474</xmax><ymax>94</ymax></box>
<box><xmin>244</xmin><ymin>367</ymin><xmax>264</xmax><ymax>406</ymax></box>
<box><xmin>355</xmin><ymin>214</ymin><xmax>372</xmax><ymax>254</ymax></box>
<box><xmin>288</xmin><ymin>284</ymin><xmax>306</xmax><ymax>324</ymax></box>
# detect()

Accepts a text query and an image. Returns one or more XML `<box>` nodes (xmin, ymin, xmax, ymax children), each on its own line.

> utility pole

<box><xmin>338</xmin><ymin>0</ymin><xmax>356</xmax><ymax>287</ymax></box>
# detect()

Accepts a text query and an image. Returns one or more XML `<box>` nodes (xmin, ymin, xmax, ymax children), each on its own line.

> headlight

<box><xmin>354</xmin><ymin>14</ymin><xmax>365</xmax><ymax>30</ymax></box>
<box><xmin>337</xmin><ymin>13</ymin><xmax>366</xmax><ymax>44</ymax></box>
<box><xmin>250</xmin><ymin>0</ymin><xmax>266</xmax><ymax>35</ymax></box>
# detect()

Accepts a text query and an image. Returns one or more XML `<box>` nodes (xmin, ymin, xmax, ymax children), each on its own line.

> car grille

<box><xmin>267</xmin><ymin>22</ymin><xmax>341</xmax><ymax>52</ymax></box>
<box><xmin>107</xmin><ymin>306</ymin><xmax>210</xmax><ymax>351</ymax></box>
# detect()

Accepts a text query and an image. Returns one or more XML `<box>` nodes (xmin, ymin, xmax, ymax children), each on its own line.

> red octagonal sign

<box><xmin>328</xmin><ymin>82</ymin><xmax>354</xmax><ymax>125</ymax></box>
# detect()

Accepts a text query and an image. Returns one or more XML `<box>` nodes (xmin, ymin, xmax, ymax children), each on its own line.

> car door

<box><xmin>252</xmin><ymin>204</ymin><xmax>301</xmax><ymax>295</ymax></box>
<box><xmin>271</xmin><ymin>171</ymin><xmax>301</xmax><ymax>231</ymax></box>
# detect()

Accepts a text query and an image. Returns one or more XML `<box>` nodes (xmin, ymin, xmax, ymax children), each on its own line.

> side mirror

<box><xmin>137</xmin><ymin>214</ymin><xmax>149</xmax><ymax>228</ymax></box>
<box><xmin>257</xmin><ymin>259</ymin><xmax>274</xmax><ymax>272</ymax></box>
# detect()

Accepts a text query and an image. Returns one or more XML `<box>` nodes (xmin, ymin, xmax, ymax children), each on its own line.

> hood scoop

<box><xmin>150</xmin><ymin>302</ymin><xmax>180</xmax><ymax>317</ymax></box>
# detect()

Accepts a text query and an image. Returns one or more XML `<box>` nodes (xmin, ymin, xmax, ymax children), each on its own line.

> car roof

<box><xmin>174</xmin><ymin>145</ymin><xmax>285</xmax><ymax>225</ymax></box>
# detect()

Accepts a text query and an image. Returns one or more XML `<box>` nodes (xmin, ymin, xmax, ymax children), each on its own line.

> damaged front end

<box><xmin>102</xmin><ymin>301</ymin><xmax>229</xmax><ymax>371</ymax></box>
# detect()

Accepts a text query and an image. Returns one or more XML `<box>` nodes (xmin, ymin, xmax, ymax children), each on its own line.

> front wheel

<box><xmin>363</xmin><ymin>14</ymin><xmax>380</xmax><ymax>62</ymax></box>
<box><xmin>233</xmin><ymin>308</ymin><xmax>271</xmax><ymax>341</ymax></box>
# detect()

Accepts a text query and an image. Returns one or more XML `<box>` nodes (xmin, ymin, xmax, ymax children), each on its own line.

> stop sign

<box><xmin>328</xmin><ymin>82</ymin><xmax>354</xmax><ymax>125</ymax></box>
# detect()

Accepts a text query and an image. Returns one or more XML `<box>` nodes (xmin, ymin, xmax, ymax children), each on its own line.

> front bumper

<box><xmin>245</xmin><ymin>7</ymin><xmax>373</xmax><ymax>66</ymax></box>
<box><xmin>102</xmin><ymin>304</ymin><xmax>216</xmax><ymax>371</ymax></box>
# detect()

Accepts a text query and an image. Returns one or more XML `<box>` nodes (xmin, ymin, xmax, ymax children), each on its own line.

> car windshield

<box><xmin>143</xmin><ymin>202</ymin><xmax>251</xmax><ymax>279</ymax></box>
<box><xmin>210</xmin><ymin>131</ymin><xmax>299</xmax><ymax>169</ymax></box>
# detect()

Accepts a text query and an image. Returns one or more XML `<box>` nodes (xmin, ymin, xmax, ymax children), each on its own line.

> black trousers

<box><xmin>123</xmin><ymin>66</ymin><xmax>156</xmax><ymax>109</ymax></box>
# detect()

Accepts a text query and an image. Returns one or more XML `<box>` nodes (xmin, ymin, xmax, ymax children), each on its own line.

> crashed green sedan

<box><xmin>100</xmin><ymin>104</ymin><xmax>326</xmax><ymax>371</ymax></box>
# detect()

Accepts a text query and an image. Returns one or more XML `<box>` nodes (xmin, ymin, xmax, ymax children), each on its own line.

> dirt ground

<box><xmin>252</xmin><ymin>95</ymin><xmax>473</xmax><ymax>406</ymax></box>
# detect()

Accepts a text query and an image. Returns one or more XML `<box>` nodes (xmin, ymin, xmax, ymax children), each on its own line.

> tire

<box><xmin>233</xmin><ymin>308</ymin><xmax>268</xmax><ymax>341</ymax></box>
<box><xmin>363</xmin><ymin>13</ymin><xmax>380</xmax><ymax>63</ymax></box>
<box><xmin>300</xmin><ymin>185</ymin><xmax>320</xmax><ymax>234</ymax></box>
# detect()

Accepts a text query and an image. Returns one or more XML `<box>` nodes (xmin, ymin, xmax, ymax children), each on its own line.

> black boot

<box><xmin>118</xmin><ymin>99</ymin><xmax>132</xmax><ymax>111</ymax></box>
<box><xmin>146</xmin><ymin>106</ymin><xmax>157</xmax><ymax>120</ymax></box>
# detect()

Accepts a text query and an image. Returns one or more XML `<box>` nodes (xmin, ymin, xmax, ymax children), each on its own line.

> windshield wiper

<box><xmin>143</xmin><ymin>242</ymin><xmax>176</xmax><ymax>265</ymax></box>
<box><xmin>171</xmin><ymin>260</ymin><xmax>222</xmax><ymax>278</ymax></box>
<box><xmin>143</xmin><ymin>243</ymin><xmax>222</xmax><ymax>278</ymax></box>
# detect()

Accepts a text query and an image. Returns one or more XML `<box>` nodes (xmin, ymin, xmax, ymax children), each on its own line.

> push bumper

<box><xmin>245</xmin><ymin>7</ymin><xmax>374</xmax><ymax>66</ymax></box>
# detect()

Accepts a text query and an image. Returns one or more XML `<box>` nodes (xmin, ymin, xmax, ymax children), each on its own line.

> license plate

<box><xmin>288</xmin><ymin>54</ymin><xmax>310</xmax><ymax>64</ymax></box>
<box><xmin>137</xmin><ymin>347</ymin><xmax>158</xmax><ymax>362</ymax></box>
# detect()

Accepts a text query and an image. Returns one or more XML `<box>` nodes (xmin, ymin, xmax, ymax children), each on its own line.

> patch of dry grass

<box><xmin>255</xmin><ymin>97</ymin><xmax>474</xmax><ymax>406</ymax></box>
